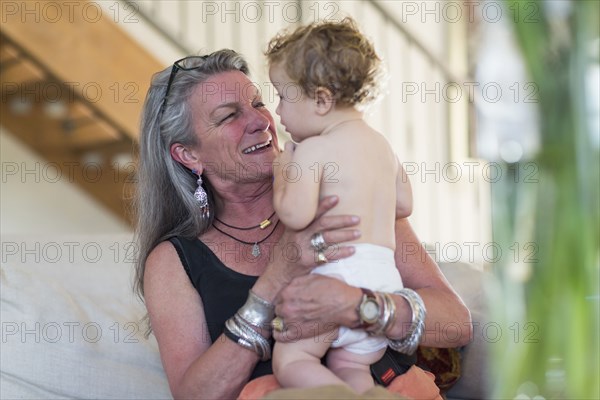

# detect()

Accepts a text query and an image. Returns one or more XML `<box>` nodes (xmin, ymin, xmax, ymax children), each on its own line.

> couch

<box><xmin>0</xmin><ymin>234</ymin><xmax>490</xmax><ymax>399</ymax></box>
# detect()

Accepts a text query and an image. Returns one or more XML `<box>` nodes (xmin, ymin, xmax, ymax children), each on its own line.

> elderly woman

<box><xmin>134</xmin><ymin>49</ymin><xmax>472</xmax><ymax>399</ymax></box>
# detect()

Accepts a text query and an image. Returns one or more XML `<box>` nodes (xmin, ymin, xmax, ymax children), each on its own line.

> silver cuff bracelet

<box><xmin>225</xmin><ymin>314</ymin><xmax>272</xmax><ymax>361</ymax></box>
<box><xmin>388</xmin><ymin>288</ymin><xmax>427</xmax><ymax>355</ymax></box>
<box><xmin>237</xmin><ymin>290</ymin><xmax>275</xmax><ymax>330</ymax></box>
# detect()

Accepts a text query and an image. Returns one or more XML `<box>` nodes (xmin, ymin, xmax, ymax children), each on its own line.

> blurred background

<box><xmin>1</xmin><ymin>0</ymin><xmax>598</xmax><ymax>398</ymax></box>
<box><xmin>1</xmin><ymin>0</ymin><xmax>487</xmax><ymax>257</ymax></box>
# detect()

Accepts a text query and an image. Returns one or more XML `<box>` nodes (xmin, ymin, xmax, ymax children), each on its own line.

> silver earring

<box><xmin>192</xmin><ymin>170</ymin><xmax>209</xmax><ymax>217</ymax></box>
<box><xmin>194</xmin><ymin>176</ymin><xmax>208</xmax><ymax>207</ymax></box>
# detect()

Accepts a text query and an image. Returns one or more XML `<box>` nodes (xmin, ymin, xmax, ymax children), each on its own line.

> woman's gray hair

<box><xmin>133</xmin><ymin>50</ymin><xmax>249</xmax><ymax>321</ymax></box>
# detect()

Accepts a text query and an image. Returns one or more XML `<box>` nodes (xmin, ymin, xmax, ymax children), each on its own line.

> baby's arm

<box><xmin>273</xmin><ymin>140</ymin><xmax>322</xmax><ymax>230</ymax></box>
<box><xmin>395</xmin><ymin>156</ymin><xmax>413</xmax><ymax>218</ymax></box>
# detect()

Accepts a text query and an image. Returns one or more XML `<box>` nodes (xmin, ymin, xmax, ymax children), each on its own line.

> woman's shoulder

<box><xmin>145</xmin><ymin>240</ymin><xmax>181</xmax><ymax>271</ymax></box>
<box><xmin>146</xmin><ymin>236</ymin><xmax>203</xmax><ymax>266</ymax></box>
<box><xmin>146</xmin><ymin>236</ymin><xmax>215</xmax><ymax>283</ymax></box>
<box><xmin>143</xmin><ymin>239</ymin><xmax>196</xmax><ymax>304</ymax></box>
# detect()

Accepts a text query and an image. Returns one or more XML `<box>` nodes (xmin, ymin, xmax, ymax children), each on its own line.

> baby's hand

<box><xmin>273</xmin><ymin>141</ymin><xmax>296</xmax><ymax>183</ymax></box>
<box><xmin>275</xmin><ymin>141</ymin><xmax>295</xmax><ymax>163</ymax></box>
<box><xmin>283</xmin><ymin>141</ymin><xmax>296</xmax><ymax>153</ymax></box>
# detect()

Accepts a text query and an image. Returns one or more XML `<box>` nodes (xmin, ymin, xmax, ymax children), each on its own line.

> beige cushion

<box><xmin>439</xmin><ymin>262</ymin><xmax>491</xmax><ymax>400</ymax></box>
<box><xmin>0</xmin><ymin>234</ymin><xmax>171</xmax><ymax>399</ymax></box>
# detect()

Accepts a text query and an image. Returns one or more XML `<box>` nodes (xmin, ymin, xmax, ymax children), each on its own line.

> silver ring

<box><xmin>316</xmin><ymin>250</ymin><xmax>328</xmax><ymax>265</ymax></box>
<box><xmin>271</xmin><ymin>317</ymin><xmax>285</xmax><ymax>332</ymax></box>
<box><xmin>310</xmin><ymin>232</ymin><xmax>327</xmax><ymax>251</ymax></box>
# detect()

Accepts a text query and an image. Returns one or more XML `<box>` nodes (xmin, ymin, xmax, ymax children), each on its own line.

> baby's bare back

<box><xmin>318</xmin><ymin>126</ymin><xmax>398</xmax><ymax>250</ymax></box>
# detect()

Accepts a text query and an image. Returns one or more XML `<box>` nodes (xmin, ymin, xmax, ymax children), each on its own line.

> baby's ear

<box><xmin>314</xmin><ymin>87</ymin><xmax>334</xmax><ymax>115</ymax></box>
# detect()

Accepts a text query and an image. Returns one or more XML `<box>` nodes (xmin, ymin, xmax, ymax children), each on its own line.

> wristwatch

<box><xmin>357</xmin><ymin>288</ymin><xmax>380</xmax><ymax>328</ymax></box>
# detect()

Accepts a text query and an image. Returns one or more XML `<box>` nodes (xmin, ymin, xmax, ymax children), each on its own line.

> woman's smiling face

<box><xmin>189</xmin><ymin>70</ymin><xmax>279</xmax><ymax>183</ymax></box>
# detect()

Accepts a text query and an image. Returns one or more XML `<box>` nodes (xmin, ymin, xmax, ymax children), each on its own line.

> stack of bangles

<box><xmin>223</xmin><ymin>290</ymin><xmax>274</xmax><ymax>362</ymax></box>
<box><xmin>223</xmin><ymin>288</ymin><xmax>426</xmax><ymax>360</ymax></box>
<box><xmin>365</xmin><ymin>288</ymin><xmax>427</xmax><ymax>355</ymax></box>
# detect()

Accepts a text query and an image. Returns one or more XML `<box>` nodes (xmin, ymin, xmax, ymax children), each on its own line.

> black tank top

<box><xmin>169</xmin><ymin>236</ymin><xmax>272</xmax><ymax>379</ymax></box>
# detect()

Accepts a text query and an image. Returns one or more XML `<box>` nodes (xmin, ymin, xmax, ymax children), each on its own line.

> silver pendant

<box><xmin>251</xmin><ymin>243</ymin><xmax>260</xmax><ymax>257</ymax></box>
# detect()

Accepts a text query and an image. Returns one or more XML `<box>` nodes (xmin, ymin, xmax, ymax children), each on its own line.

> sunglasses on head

<box><xmin>158</xmin><ymin>55</ymin><xmax>209</xmax><ymax>118</ymax></box>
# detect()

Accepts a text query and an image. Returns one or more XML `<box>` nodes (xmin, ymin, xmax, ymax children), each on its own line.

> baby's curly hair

<box><xmin>265</xmin><ymin>17</ymin><xmax>382</xmax><ymax>106</ymax></box>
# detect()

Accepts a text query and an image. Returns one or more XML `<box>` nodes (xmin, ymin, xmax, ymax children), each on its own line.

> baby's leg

<box><xmin>273</xmin><ymin>330</ymin><xmax>348</xmax><ymax>389</ymax></box>
<box><xmin>326</xmin><ymin>347</ymin><xmax>386</xmax><ymax>394</ymax></box>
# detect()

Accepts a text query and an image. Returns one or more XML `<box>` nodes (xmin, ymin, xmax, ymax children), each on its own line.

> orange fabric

<box><xmin>387</xmin><ymin>365</ymin><xmax>443</xmax><ymax>400</ymax></box>
<box><xmin>238</xmin><ymin>375</ymin><xmax>280</xmax><ymax>400</ymax></box>
<box><xmin>237</xmin><ymin>366</ymin><xmax>441</xmax><ymax>400</ymax></box>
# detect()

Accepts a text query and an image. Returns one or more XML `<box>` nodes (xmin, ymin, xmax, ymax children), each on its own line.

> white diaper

<box><xmin>311</xmin><ymin>243</ymin><xmax>403</xmax><ymax>354</ymax></box>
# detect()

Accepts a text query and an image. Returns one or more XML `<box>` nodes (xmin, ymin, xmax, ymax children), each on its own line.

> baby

<box><xmin>267</xmin><ymin>18</ymin><xmax>413</xmax><ymax>393</ymax></box>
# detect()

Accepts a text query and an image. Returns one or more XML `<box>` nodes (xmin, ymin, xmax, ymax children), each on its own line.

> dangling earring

<box><xmin>192</xmin><ymin>169</ymin><xmax>210</xmax><ymax>218</ymax></box>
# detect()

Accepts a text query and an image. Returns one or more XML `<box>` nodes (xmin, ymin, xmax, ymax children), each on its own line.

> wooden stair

<box><xmin>1</xmin><ymin>0</ymin><xmax>163</xmax><ymax>225</ymax></box>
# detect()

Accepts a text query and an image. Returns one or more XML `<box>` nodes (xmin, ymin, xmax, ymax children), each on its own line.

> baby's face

<box><xmin>269</xmin><ymin>64</ymin><xmax>319</xmax><ymax>142</ymax></box>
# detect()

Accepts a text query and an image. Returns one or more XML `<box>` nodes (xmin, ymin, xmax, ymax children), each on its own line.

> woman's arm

<box><xmin>145</xmin><ymin>197</ymin><xmax>361</xmax><ymax>399</ymax></box>
<box><xmin>144</xmin><ymin>242</ymin><xmax>261</xmax><ymax>399</ymax></box>
<box><xmin>274</xmin><ymin>218</ymin><xmax>473</xmax><ymax>348</ymax></box>
<box><xmin>385</xmin><ymin>218</ymin><xmax>473</xmax><ymax>347</ymax></box>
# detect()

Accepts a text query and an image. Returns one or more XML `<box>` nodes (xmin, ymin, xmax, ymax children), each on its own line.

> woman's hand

<box><xmin>254</xmin><ymin>195</ymin><xmax>360</xmax><ymax>302</ymax></box>
<box><xmin>272</xmin><ymin>274</ymin><xmax>362</xmax><ymax>342</ymax></box>
<box><xmin>279</xmin><ymin>195</ymin><xmax>360</xmax><ymax>277</ymax></box>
